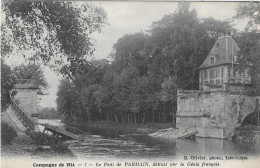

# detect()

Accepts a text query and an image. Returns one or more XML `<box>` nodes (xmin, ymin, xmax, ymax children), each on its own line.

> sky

<box><xmin>5</xmin><ymin>1</ymin><xmax>249</xmax><ymax>108</ymax></box>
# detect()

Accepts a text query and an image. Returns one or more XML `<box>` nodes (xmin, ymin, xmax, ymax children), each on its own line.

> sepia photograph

<box><xmin>1</xmin><ymin>0</ymin><xmax>260</xmax><ymax>167</ymax></box>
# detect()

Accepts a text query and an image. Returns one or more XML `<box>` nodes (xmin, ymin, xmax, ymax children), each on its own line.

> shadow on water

<box><xmin>38</xmin><ymin>120</ymin><xmax>260</xmax><ymax>158</ymax></box>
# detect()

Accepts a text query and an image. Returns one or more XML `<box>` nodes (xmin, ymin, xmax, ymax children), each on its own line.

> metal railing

<box><xmin>10</xmin><ymin>98</ymin><xmax>35</xmax><ymax>131</ymax></box>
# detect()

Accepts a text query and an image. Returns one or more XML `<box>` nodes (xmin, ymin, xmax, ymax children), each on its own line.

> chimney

<box><xmin>218</xmin><ymin>33</ymin><xmax>225</xmax><ymax>39</ymax></box>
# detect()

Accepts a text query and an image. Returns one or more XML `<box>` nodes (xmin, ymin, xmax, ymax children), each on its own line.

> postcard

<box><xmin>1</xmin><ymin>0</ymin><xmax>260</xmax><ymax>168</ymax></box>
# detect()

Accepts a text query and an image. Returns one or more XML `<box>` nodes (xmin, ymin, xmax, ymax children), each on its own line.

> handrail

<box><xmin>10</xmin><ymin>98</ymin><xmax>35</xmax><ymax>131</ymax></box>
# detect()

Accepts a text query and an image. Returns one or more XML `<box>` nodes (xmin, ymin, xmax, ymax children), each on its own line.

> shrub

<box><xmin>26</xmin><ymin>130</ymin><xmax>59</xmax><ymax>145</ymax></box>
<box><xmin>50</xmin><ymin>143</ymin><xmax>70</xmax><ymax>154</ymax></box>
<box><xmin>1</xmin><ymin>122</ymin><xmax>17</xmax><ymax>145</ymax></box>
<box><xmin>26</xmin><ymin>130</ymin><xmax>70</xmax><ymax>154</ymax></box>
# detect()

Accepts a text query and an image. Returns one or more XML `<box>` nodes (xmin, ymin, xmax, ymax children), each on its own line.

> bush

<box><xmin>50</xmin><ymin>143</ymin><xmax>70</xmax><ymax>154</ymax></box>
<box><xmin>26</xmin><ymin>130</ymin><xmax>70</xmax><ymax>154</ymax></box>
<box><xmin>26</xmin><ymin>131</ymin><xmax>60</xmax><ymax>145</ymax></box>
<box><xmin>1</xmin><ymin>122</ymin><xmax>17</xmax><ymax>145</ymax></box>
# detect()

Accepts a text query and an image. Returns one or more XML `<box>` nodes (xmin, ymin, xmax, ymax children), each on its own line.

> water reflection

<box><xmin>38</xmin><ymin>119</ymin><xmax>260</xmax><ymax>159</ymax></box>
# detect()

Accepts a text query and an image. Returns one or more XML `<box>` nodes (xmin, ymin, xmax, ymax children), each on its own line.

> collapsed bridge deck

<box><xmin>39</xmin><ymin>123</ymin><xmax>80</xmax><ymax>140</ymax></box>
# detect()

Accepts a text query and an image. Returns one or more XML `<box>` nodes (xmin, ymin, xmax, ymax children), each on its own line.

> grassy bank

<box><xmin>1</xmin><ymin>122</ymin><xmax>17</xmax><ymax>145</ymax></box>
<box><xmin>1</xmin><ymin>133</ymin><xmax>66</xmax><ymax>158</ymax></box>
<box><xmin>233</xmin><ymin>125</ymin><xmax>260</xmax><ymax>143</ymax></box>
<box><xmin>232</xmin><ymin>125</ymin><xmax>260</xmax><ymax>152</ymax></box>
<box><xmin>65</xmin><ymin>120</ymin><xmax>173</xmax><ymax>137</ymax></box>
<box><xmin>1</xmin><ymin>127</ymin><xmax>74</xmax><ymax>159</ymax></box>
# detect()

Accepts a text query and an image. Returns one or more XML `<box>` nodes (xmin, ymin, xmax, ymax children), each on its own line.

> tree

<box><xmin>39</xmin><ymin>107</ymin><xmax>60</xmax><ymax>119</ymax></box>
<box><xmin>56</xmin><ymin>78</ymin><xmax>80</xmax><ymax>120</ymax></box>
<box><xmin>13</xmin><ymin>64</ymin><xmax>48</xmax><ymax>95</ymax></box>
<box><xmin>55</xmin><ymin>2</ymin><xmax>238</xmax><ymax>124</ymax></box>
<box><xmin>160</xmin><ymin>76</ymin><xmax>177</xmax><ymax>125</ymax></box>
<box><xmin>235</xmin><ymin>2</ymin><xmax>260</xmax><ymax>93</ymax></box>
<box><xmin>235</xmin><ymin>32</ymin><xmax>260</xmax><ymax>93</ymax></box>
<box><xmin>235</xmin><ymin>2</ymin><xmax>260</xmax><ymax>31</ymax></box>
<box><xmin>111</xmin><ymin>33</ymin><xmax>148</xmax><ymax>75</ymax></box>
<box><xmin>56</xmin><ymin>59</ymin><xmax>110</xmax><ymax>121</ymax></box>
<box><xmin>1</xmin><ymin>59</ymin><xmax>16</xmax><ymax>111</ymax></box>
<box><xmin>147</xmin><ymin>2</ymin><xmax>234</xmax><ymax>90</ymax></box>
<box><xmin>2</xmin><ymin>1</ymin><xmax>107</xmax><ymax>77</ymax></box>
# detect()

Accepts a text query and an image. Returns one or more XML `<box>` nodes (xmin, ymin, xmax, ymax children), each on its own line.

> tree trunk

<box><xmin>86</xmin><ymin>107</ymin><xmax>91</xmax><ymax>121</ymax></box>
<box><xmin>121</xmin><ymin>112</ymin><xmax>124</xmax><ymax>123</ymax></box>
<box><xmin>158</xmin><ymin>112</ymin><xmax>161</xmax><ymax>123</ymax></box>
<box><xmin>114</xmin><ymin>112</ymin><xmax>118</xmax><ymax>123</ymax></box>
<box><xmin>143</xmin><ymin>113</ymin><xmax>145</xmax><ymax>123</ymax></box>
<box><xmin>163</xmin><ymin>102</ymin><xmax>166</xmax><ymax>123</ymax></box>
<box><xmin>106</xmin><ymin>111</ymin><xmax>110</xmax><ymax>122</ymax></box>
<box><xmin>134</xmin><ymin>113</ymin><xmax>137</xmax><ymax>124</ymax></box>
<box><xmin>172</xmin><ymin>104</ymin><xmax>176</xmax><ymax>128</ymax></box>
<box><xmin>127</xmin><ymin>114</ymin><xmax>130</xmax><ymax>123</ymax></box>
<box><xmin>172</xmin><ymin>112</ymin><xmax>176</xmax><ymax>128</ymax></box>
<box><xmin>70</xmin><ymin>110</ymin><xmax>73</xmax><ymax>120</ymax></box>
<box><xmin>152</xmin><ymin>109</ymin><xmax>155</xmax><ymax>123</ymax></box>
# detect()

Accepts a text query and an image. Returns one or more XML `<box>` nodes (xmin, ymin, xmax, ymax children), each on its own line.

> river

<box><xmin>38</xmin><ymin>119</ymin><xmax>260</xmax><ymax>159</ymax></box>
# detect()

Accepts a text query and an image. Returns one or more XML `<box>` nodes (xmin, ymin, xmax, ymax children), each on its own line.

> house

<box><xmin>198</xmin><ymin>33</ymin><xmax>251</xmax><ymax>92</ymax></box>
<box><xmin>176</xmin><ymin>34</ymin><xmax>259</xmax><ymax>139</ymax></box>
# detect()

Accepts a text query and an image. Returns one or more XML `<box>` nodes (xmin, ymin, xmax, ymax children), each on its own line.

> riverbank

<box><xmin>65</xmin><ymin>120</ymin><xmax>173</xmax><ymax>137</ymax></box>
<box><xmin>1</xmin><ymin>133</ymin><xmax>74</xmax><ymax>159</ymax></box>
<box><xmin>232</xmin><ymin>125</ymin><xmax>260</xmax><ymax>153</ymax></box>
<box><xmin>233</xmin><ymin>125</ymin><xmax>260</xmax><ymax>143</ymax></box>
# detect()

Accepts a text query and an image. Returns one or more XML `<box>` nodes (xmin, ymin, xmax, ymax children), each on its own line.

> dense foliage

<box><xmin>1</xmin><ymin>122</ymin><xmax>17</xmax><ymax>145</ymax></box>
<box><xmin>2</xmin><ymin>1</ymin><xmax>107</xmax><ymax>77</ymax></box>
<box><xmin>1</xmin><ymin>61</ymin><xmax>48</xmax><ymax>111</ymax></box>
<box><xmin>57</xmin><ymin>3</ymin><xmax>235</xmax><ymax>125</ymax></box>
<box><xmin>1</xmin><ymin>60</ymin><xmax>16</xmax><ymax>111</ymax></box>
<box><xmin>39</xmin><ymin>107</ymin><xmax>60</xmax><ymax>119</ymax></box>
<box><xmin>13</xmin><ymin>64</ymin><xmax>48</xmax><ymax>95</ymax></box>
<box><xmin>26</xmin><ymin>130</ymin><xmax>70</xmax><ymax>154</ymax></box>
<box><xmin>235</xmin><ymin>2</ymin><xmax>260</xmax><ymax>93</ymax></box>
<box><xmin>1</xmin><ymin>1</ymin><xmax>107</xmax><ymax>112</ymax></box>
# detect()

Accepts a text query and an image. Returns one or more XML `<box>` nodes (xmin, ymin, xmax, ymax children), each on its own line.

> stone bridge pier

<box><xmin>176</xmin><ymin>90</ymin><xmax>260</xmax><ymax>139</ymax></box>
<box><xmin>12</xmin><ymin>79</ymin><xmax>40</xmax><ymax>131</ymax></box>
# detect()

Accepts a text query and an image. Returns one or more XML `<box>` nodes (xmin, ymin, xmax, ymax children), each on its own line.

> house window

<box><xmin>215</xmin><ymin>68</ymin><xmax>220</xmax><ymax>78</ymax></box>
<box><xmin>210</xmin><ymin>69</ymin><xmax>215</xmax><ymax>84</ymax></box>
<box><xmin>229</xmin><ymin>79</ymin><xmax>235</xmax><ymax>83</ymax></box>
<box><xmin>221</xmin><ymin>67</ymin><xmax>224</xmax><ymax>83</ymax></box>
<box><xmin>245</xmin><ymin>69</ymin><xmax>249</xmax><ymax>77</ymax></box>
<box><xmin>236</xmin><ymin>79</ymin><xmax>242</xmax><ymax>83</ymax></box>
<box><xmin>234</xmin><ymin>55</ymin><xmax>238</xmax><ymax>63</ymax></box>
<box><xmin>210</xmin><ymin>57</ymin><xmax>215</xmax><ymax>65</ymax></box>
<box><xmin>200</xmin><ymin>71</ymin><xmax>204</xmax><ymax>82</ymax></box>
<box><xmin>230</xmin><ymin>68</ymin><xmax>234</xmax><ymax>76</ymax></box>
<box><xmin>204</xmin><ymin>70</ymin><xmax>208</xmax><ymax>79</ymax></box>
<box><xmin>236</xmin><ymin>71</ymin><xmax>242</xmax><ymax>77</ymax></box>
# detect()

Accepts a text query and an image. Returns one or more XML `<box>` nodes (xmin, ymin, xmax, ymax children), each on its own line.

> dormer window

<box><xmin>234</xmin><ymin>55</ymin><xmax>238</xmax><ymax>63</ymax></box>
<box><xmin>210</xmin><ymin>57</ymin><xmax>215</xmax><ymax>65</ymax></box>
<box><xmin>245</xmin><ymin>69</ymin><xmax>249</xmax><ymax>78</ymax></box>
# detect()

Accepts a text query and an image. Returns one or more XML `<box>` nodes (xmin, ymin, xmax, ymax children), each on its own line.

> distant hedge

<box><xmin>1</xmin><ymin>122</ymin><xmax>17</xmax><ymax>145</ymax></box>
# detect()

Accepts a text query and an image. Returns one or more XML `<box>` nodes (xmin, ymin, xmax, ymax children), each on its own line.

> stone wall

<box><xmin>13</xmin><ymin>88</ymin><xmax>38</xmax><ymax>124</ymax></box>
<box><xmin>176</xmin><ymin>90</ymin><xmax>259</xmax><ymax>139</ymax></box>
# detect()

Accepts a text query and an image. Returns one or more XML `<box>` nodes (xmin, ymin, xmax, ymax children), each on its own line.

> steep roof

<box><xmin>199</xmin><ymin>36</ymin><xmax>240</xmax><ymax>69</ymax></box>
